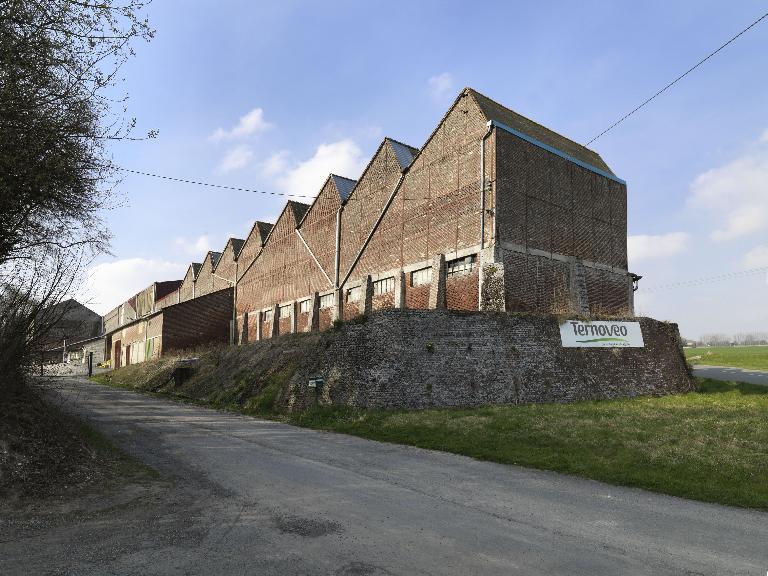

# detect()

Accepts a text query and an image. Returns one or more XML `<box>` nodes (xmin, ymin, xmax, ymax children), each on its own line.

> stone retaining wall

<box><xmin>281</xmin><ymin>310</ymin><xmax>693</xmax><ymax>412</ymax></box>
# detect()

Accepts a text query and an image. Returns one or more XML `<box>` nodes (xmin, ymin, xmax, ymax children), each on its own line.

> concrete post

<box><xmin>256</xmin><ymin>310</ymin><xmax>263</xmax><ymax>341</ymax></box>
<box><xmin>332</xmin><ymin>288</ymin><xmax>344</xmax><ymax>323</ymax></box>
<box><xmin>627</xmin><ymin>274</ymin><xmax>635</xmax><ymax>316</ymax></box>
<box><xmin>479</xmin><ymin>246</ymin><xmax>506</xmax><ymax>312</ymax></box>
<box><xmin>290</xmin><ymin>300</ymin><xmax>298</xmax><ymax>334</ymax></box>
<box><xmin>569</xmin><ymin>258</ymin><xmax>590</xmax><ymax>315</ymax></box>
<box><xmin>309</xmin><ymin>292</ymin><xmax>320</xmax><ymax>332</ymax></box>
<box><xmin>363</xmin><ymin>275</ymin><xmax>374</xmax><ymax>315</ymax></box>
<box><xmin>394</xmin><ymin>270</ymin><xmax>406</xmax><ymax>309</ymax></box>
<box><xmin>241</xmin><ymin>312</ymin><xmax>249</xmax><ymax>344</ymax></box>
<box><xmin>428</xmin><ymin>254</ymin><xmax>446</xmax><ymax>309</ymax></box>
<box><xmin>270</xmin><ymin>303</ymin><xmax>279</xmax><ymax>338</ymax></box>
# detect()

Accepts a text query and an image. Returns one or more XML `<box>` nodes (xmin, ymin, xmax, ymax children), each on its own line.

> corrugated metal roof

<box><xmin>331</xmin><ymin>174</ymin><xmax>357</xmax><ymax>201</ymax></box>
<box><xmin>386</xmin><ymin>138</ymin><xmax>419</xmax><ymax>170</ymax></box>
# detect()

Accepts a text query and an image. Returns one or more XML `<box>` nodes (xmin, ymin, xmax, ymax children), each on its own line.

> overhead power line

<box><xmin>641</xmin><ymin>266</ymin><xmax>768</xmax><ymax>292</ymax></box>
<box><xmin>117</xmin><ymin>167</ymin><xmax>315</xmax><ymax>199</ymax></box>
<box><xmin>586</xmin><ymin>10</ymin><xmax>768</xmax><ymax>145</ymax></box>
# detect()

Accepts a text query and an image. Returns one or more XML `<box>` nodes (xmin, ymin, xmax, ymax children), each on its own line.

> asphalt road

<box><xmin>693</xmin><ymin>364</ymin><xmax>768</xmax><ymax>386</ymax></box>
<box><xmin>13</xmin><ymin>379</ymin><xmax>768</xmax><ymax>575</ymax></box>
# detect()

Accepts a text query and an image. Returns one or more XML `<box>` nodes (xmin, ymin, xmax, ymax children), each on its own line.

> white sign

<box><xmin>560</xmin><ymin>320</ymin><xmax>644</xmax><ymax>348</ymax></box>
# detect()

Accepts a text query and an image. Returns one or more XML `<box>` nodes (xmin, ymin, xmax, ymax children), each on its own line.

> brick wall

<box><xmin>445</xmin><ymin>269</ymin><xmax>479</xmax><ymax>311</ymax></box>
<box><xmin>213</xmin><ymin>241</ymin><xmax>238</xmax><ymax>292</ymax></box>
<box><xmin>349</xmin><ymin>96</ymin><xmax>488</xmax><ymax>294</ymax></box>
<box><xmin>162</xmin><ymin>288</ymin><xmax>233</xmax><ymax>353</ymax></box>
<box><xmin>179</xmin><ymin>265</ymin><xmax>197</xmax><ymax>303</ymax></box>
<box><xmin>494</xmin><ymin>128</ymin><xmax>629</xmax><ymax>314</ymax></box>
<box><xmin>236</xmin><ymin>202</ymin><xmax>329</xmax><ymax>318</ymax></box>
<box><xmin>194</xmin><ymin>251</ymin><xmax>220</xmax><ymax>298</ymax></box>
<box><xmin>282</xmin><ymin>310</ymin><xmax>693</xmax><ymax>411</ymax></box>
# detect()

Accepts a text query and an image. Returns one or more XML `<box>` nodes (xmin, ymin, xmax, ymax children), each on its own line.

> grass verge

<box><xmin>1</xmin><ymin>382</ymin><xmax>157</xmax><ymax>502</ymax></box>
<box><xmin>685</xmin><ymin>345</ymin><xmax>768</xmax><ymax>371</ymax></box>
<box><xmin>91</xmin><ymin>363</ymin><xmax>768</xmax><ymax>511</ymax></box>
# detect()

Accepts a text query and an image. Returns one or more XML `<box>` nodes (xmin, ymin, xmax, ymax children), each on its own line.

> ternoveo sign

<box><xmin>560</xmin><ymin>320</ymin><xmax>644</xmax><ymax>348</ymax></box>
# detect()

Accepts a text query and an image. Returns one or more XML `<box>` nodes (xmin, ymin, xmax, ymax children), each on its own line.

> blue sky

<box><xmin>84</xmin><ymin>0</ymin><xmax>768</xmax><ymax>339</ymax></box>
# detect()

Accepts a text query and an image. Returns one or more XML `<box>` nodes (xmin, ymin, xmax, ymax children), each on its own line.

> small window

<box><xmin>279</xmin><ymin>305</ymin><xmax>291</xmax><ymax>319</ymax></box>
<box><xmin>347</xmin><ymin>286</ymin><xmax>361</xmax><ymax>302</ymax></box>
<box><xmin>263</xmin><ymin>309</ymin><xmax>273</xmax><ymax>322</ymax></box>
<box><xmin>319</xmin><ymin>293</ymin><xmax>335</xmax><ymax>309</ymax></box>
<box><xmin>373</xmin><ymin>277</ymin><xmax>395</xmax><ymax>295</ymax></box>
<box><xmin>299</xmin><ymin>299</ymin><xmax>311</xmax><ymax>314</ymax></box>
<box><xmin>411</xmin><ymin>267</ymin><xmax>432</xmax><ymax>287</ymax></box>
<box><xmin>446</xmin><ymin>255</ymin><xmax>476</xmax><ymax>277</ymax></box>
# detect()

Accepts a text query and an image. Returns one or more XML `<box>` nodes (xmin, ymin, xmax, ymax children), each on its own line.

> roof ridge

<box><xmin>465</xmin><ymin>87</ymin><xmax>613</xmax><ymax>174</ymax></box>
<box><xmin>384</xmin><ymin>136</ymin><xmax>419</xmax><ymax>152</ymax></box>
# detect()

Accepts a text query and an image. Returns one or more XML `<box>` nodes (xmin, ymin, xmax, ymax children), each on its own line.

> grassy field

<box><xmin>291</xmin><ymin>379</ymin><xmax>768</xmax><ymax>511</ymax></box>
<box><xmin>685</xmin><ymin>345</ymin><xmax>768</xmax><ymax>371</ymax></box>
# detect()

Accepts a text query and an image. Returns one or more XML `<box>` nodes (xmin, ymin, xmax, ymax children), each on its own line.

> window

<box><xmin>446</xmin><ymin>255</ymin><xmax>476</xmax><ymax>277</ymax></box>
<box><xmin>279</xmin><ymin>305</ymin><xmax>291</xmax><ymax>319</ymax></box>
<box><xmin>299</xmin><ymin>299</ymin><xmax>312</xmax><ymax>314</ymax></box>
<box><xmin>263</xmin><ymin>309</ymin><xmax>273</xmax><ymax>322</ymax></box>
<box><xmin>373</xmin><ymin>277</ymin><xmax>395</xmax><ymax>295</ymax></box>
<box><xmin>411</xmin><ymin>267</ymin><xmax>432</xmax><ymax>287</ymax></box>
<box><xmin>346</xmin><ymin>286</ymin><xmax>361</xmax><ymax>302</ymax></box>
<box><xmin>319</xmin><ymin>293</ymin><xmax>335</xmax><ymax>309</ymax></box>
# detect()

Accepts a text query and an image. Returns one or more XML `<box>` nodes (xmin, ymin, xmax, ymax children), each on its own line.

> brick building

<box><xmin>231</xmin><ymin>87</ymin><xmax>633</xmax><ymax>341</ymax></box>
<box><xmin>102</xmin><ymin>87</ymin><xmax>634</xmax><ymax>364</ymax></box>
<box><xmin>103</xmin><ymin>279</ymin><xmax>233</xmax><ymax>368</ymax></box>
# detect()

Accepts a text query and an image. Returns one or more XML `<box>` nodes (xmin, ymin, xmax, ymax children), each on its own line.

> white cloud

<box><xmin>688</xmin><ymin>136</ymin><xmax>768</xmax><ymax>241</ymax></box>
<box><xmin>175</xmin><ymin>234</ymin><xmax>213</xmax><ymax>256</ymax></box>
<box><xmin>277</xmin><ymin>139</ymin><xmax>366</xmax><ymax>197</ymax></box>
<box><xmin>82</xmin><ymin>258</ymin><xmax>186</xmax><ymax>315</ymax></box>
<box><xmin>428</xmin><ymin>72</ymin><xmax>454</xmax><ymax>100</ymax></box>
<box><xmin>743</xmin><ymin>244</ymin><xmax>768</xmax><ymax>268</ymax></box>
<box><xmin>209</xmin><ymin>107</ymin><xmax>270</xmax><ymax>142</ymax></box>
<box><xmin>260</xmin><ymin>150</ymin><xmax>290</xmax><ymax>177</ymax></box>
<box><xmin>760</xmin><ymin>128</ymin><xmax>768</xmax><ymax>143</ymax></box>
<box><xmin>627</xmin><ymin>232</ymin><xmax>689</xmax><ymax>263</ymax></box>
<box><xmin>218</xmin><ymin>145</ymin><xmax>254</xmax><ymax>173</ymax></box>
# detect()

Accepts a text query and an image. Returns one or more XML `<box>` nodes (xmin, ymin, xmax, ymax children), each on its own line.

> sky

<box><xmin>80</xmin><ymin>0</ymin><xmax>768</xmax><ymax>339</ymax></box>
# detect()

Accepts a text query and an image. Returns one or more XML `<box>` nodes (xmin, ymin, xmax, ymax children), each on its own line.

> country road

<box><xmin>693</xmin><ymin>364</ymin><xmax>768</xmax><ymax>386</ymax></box>
<box><xmin>4</xmin><ymin>378</ymin><xmax>767</xmax><ymax>576</ymax></box>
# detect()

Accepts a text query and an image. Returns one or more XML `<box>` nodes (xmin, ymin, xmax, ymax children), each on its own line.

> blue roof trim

<box><xmin>489</xmin><ymin>120</ymin><xmax>626</xmax><ymax>185</ymax></box>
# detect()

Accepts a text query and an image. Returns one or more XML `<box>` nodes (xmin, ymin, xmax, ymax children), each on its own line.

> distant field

<box><xmin>685</xmin><ymin>346</ymin><xmax>768</xmax><ymax>371</ymax></box>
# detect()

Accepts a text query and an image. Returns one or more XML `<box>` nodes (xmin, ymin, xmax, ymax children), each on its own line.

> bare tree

<box><xmin>0</xmin><ymin>1</ymin><xmax>154</xmax><ymax>390</ymax></box>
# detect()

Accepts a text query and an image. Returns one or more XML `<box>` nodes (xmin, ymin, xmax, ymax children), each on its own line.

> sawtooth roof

<box><xmin>330</xmin><ymin>174</ymin><xmax>357</xmax><ymax>201</ymax></box>
<box><xmin>386</xmin><ymin>138</ymin><xmax>419</xmax><ymax>171</ymax></box>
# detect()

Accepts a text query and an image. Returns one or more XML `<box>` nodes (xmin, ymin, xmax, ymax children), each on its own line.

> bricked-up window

<box><xmin>346</xmin><ymin>286</ymin><xmax>361</xmax><ymax>302</ymax></box>
<box><xmin>446</xmin><ymin>255</ymin><xmax>476</xmax><ymax>278</ymax></box>
<box><xmin>373</xmin><ymin>277</ymin><xmax>395</xmax><ymax>295</ymax></box>
<box><xmin>319</xmin><ymin>293</ymin><xmax>334</xmax><ymax>309</ymax></box>
<box><xmin>279</xmin><ymin>305</ymin><xmax>291</xmax><ymax>319</ymax></box>
<box><xmin>263</xmin><ymin>309</ymin><xmax>273</xmax><ymax>322</ymax></box>
<box><xmin>299</xmin><ymin>299</ymin><xmax>311</xmax><ymax>314</ymax></box>
<box><xmin>411</xmin><ymin>267</ymin><xmax>432</xmax><ymax>287</ymax></box>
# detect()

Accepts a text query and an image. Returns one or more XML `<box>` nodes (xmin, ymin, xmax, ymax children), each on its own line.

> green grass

<box><xmin>290</xmin><ymin>378</ymin><xmax>768</xmax><ymax>511</ymax></box>
<box><xmin>685</xmin><ymin>345</ymin><xmax>768</xmax><ymax>371</ymax></box>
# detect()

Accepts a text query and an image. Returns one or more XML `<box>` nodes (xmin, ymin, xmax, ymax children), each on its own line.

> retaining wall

<box><xmin>281</xmin><ymin>310</ymin><xmax>693</xmax><ymax>411</ymax></box>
